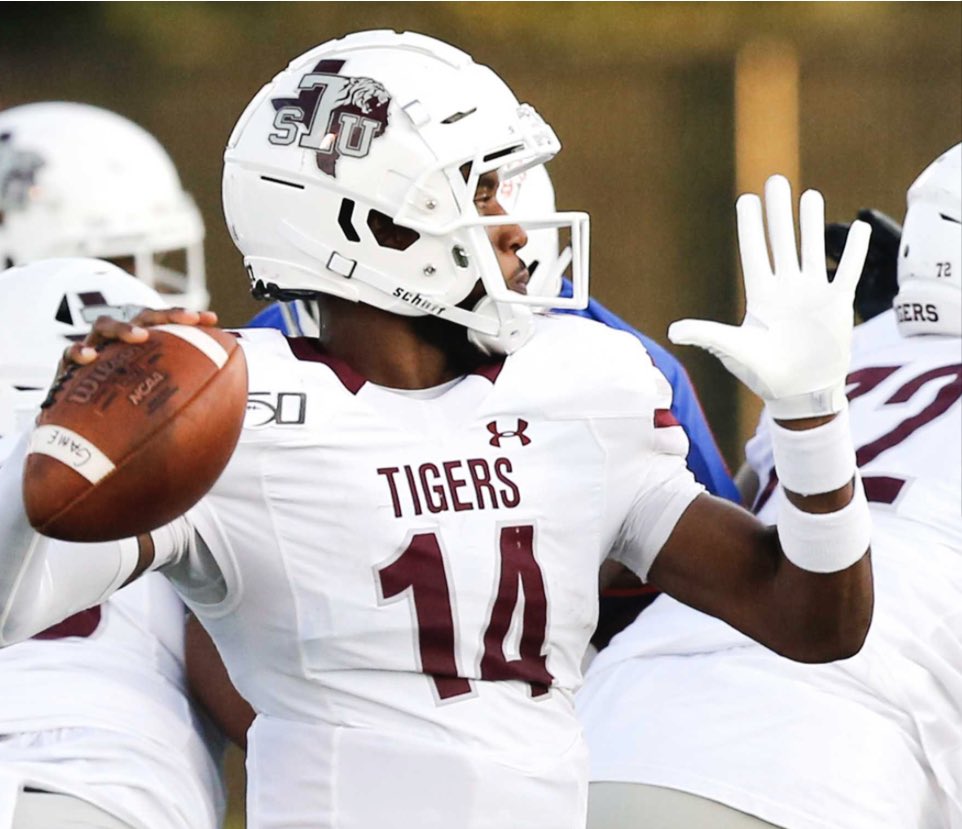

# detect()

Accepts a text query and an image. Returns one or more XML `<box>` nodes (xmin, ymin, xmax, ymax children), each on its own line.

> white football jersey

<box><xmin>577</xmin><ymin>310</ymin><xmax>962</xmax><ymax>828</ymax></box>
<box><xmin>0</xmin><ymin>438</ymin><xmax>225</xmax><ymax>829</ymax></box>
<box><xmin>183</xmin><ymin>314</ymin><xmax>703</xmax><ymax>829</ymax></box>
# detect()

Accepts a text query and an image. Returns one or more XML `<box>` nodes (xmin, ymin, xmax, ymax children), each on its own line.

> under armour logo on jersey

<box><xmin>487</xmin><ymin>419</ymin><xmax>532</xmax><ymax>447</ymax></box>
<box><xmin>269</xmin><ymin>58</ymin><xmax>391</xmax><ymax>177</ymax></box>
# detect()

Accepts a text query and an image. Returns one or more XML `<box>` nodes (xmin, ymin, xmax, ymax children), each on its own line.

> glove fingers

<box><xmin>736</xmin><ymin>193</ymin><xmax>770</xmax><ymax>306</ymax></box>
<box><xmin>800</xmin><ymin>188</ymin><xmax>826</xmax><ymax>278</ymax></box>
<box><xmin>668</xmin><ymin>319</ymin><xmax>750</xmax><ymax>359</ymax></box>
<box><xmin>764</xmin><ymin>175</ymin><xmax>800</xmax><ymax>277</ymax></box>
<box><xmin>834</xmin><ymin>218</ymin><xmax>872</xmax><ymax>295</ymax></box>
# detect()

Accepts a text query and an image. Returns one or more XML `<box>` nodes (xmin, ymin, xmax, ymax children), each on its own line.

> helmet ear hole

<box><xmin>338</xmin><ymin>199</ymin><xmax>361</xmax><ymax>243</ymax></box>
<box><xmin>366</xmin><ymin>210</ymin><xmax>420</xmax><ymax>251</ymax></box>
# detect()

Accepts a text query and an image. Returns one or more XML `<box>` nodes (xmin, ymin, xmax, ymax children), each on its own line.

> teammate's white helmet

<box><xmin>894</xmin><ymin>142</ymin><xmax>961</xmax><ymax>336</ymax></box>
<box><xmin>0</xmin><ymin>102</ymin><xmax>208</xmax><ymax>309</ymax></box>
<box><xmin>223</xmin><ymin>30</ymin><xmax>589</xmax><ymax>355</ymax></box>
<box><xmin>0</xmin><ymin>257</ymin><xmax>170</xmax><ymax>438</ymax></box>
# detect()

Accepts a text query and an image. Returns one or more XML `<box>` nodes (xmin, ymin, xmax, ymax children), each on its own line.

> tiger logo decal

<box><xmin>269</xmin><ymin>59</ymin><xmax>391</xmax><ymax>177</ymax></box>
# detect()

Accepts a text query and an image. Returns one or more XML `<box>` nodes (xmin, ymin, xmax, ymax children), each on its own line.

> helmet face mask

<box><xmin>223</xmin><ymin>30</ymin><xmax>589</xmax><ymax>354</ymax></box>
<box><xmin>497</xmin><ymin>164</ymin><xmax>577</xmax><ymax>302</ymax></box>
<box><xmin>0</xmin><ymin>102</ymin><xmax>208</xmax><ymax>309</ymax></box>
<box><xmin>894</xmin><ymin>143</ymin><xmax>961</xmax><ymax>337</ymax></box>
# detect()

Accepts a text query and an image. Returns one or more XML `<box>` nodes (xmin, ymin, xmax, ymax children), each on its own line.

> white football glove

<box><xmin>669</xmin><ymin>175</ymin><xmax>871</xmax><ymax>420</ymax></box>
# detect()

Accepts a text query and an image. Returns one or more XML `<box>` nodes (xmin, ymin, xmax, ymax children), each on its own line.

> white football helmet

<box><xmin>223</xmin><ymin>30</ymin><xmax>589</xmax><ymax>355</ymax></box>
<box><xmin>894</xmin><ymin>142</ymin><xmax>961</xmax><ymax>336</ymax></box>
<box><xmin>0</xmin><ymin>257</ymin><xmax>169</xmax><ymax>439</ymax></box>
<box><xmin>0</xmin><ymin>102</ymin><xmax>208</xmax><ymax>309</ymax></box>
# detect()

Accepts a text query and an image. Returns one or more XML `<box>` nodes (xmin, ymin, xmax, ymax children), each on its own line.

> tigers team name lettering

<box><xmin>377</xmin><ymin>457</ymin><xmax>521</xmax><ymax>518</ymax></box>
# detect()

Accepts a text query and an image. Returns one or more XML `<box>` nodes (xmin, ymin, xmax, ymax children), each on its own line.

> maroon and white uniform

<box><xmin>182</xmin><ymin>314</ymin><xmax>703</xmax><ymax>829</ymax></box>
<box><xmin>577</xmin><ymin>310</ymin><xmax>962</xmax><ymax>829</ymax></box>
<box><xmin>0</xmin><ymin>434</ymin><xmax>225</xmax><ymax>829</ymax></box>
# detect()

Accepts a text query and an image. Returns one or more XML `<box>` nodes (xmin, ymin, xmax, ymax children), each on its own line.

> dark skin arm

<box><xmin>186</xmin><ymin>614</ymin><xmax>255</xmax><ymax>750</ymax></box>
<box><xmin>646</xmin><ymin>416</ymin><xmax>873</xmax><ymax>664</ymax></box>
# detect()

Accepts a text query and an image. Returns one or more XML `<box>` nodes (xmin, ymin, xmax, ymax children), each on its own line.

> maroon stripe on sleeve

<box><xmin>654</xmin><ymin>408</ymin><xmax>680</xmax><ymax>428</ymax></box>
<box><xmin>862</xmin><ymin>475</ymin><xmax>906</xmax><ymax>505</ymax></box>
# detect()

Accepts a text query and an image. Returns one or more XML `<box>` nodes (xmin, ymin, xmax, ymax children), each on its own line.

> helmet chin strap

<box><xmin>466</xmin><ymin>295</ymin><xmax>535</xmax><ymax>356</ymax></box>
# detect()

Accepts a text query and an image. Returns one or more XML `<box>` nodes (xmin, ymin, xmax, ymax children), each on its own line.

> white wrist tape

<box><xmin>776</xmin><ymin>473</ymin><xmax>871</xmax><ymax>573</ymax></box>
<box><xmin>770</xmin><ymin>405</ymin><xmax>856</xmax><ymax>496</ymax></box>
<box><xmin>148</xmin><ymin>516</ymin><xmax>193</xmax><ymax>572</ymax></box>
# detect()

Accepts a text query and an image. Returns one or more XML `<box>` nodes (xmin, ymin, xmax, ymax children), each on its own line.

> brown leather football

<box><xmin>23</xmin><ymin>324</ymin><xmax>247</xmax><ymax>542</ymax></box>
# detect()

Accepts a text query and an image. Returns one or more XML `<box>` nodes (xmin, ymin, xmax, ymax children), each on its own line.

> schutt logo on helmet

<box><xmin>268</xmin><ymin>59</ymin><xmax>391</xmax><ymax>177</ymax></box>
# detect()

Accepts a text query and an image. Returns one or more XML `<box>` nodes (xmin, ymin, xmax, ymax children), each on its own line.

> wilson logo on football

<box><xmin>487</xmin><ymin>419</ymin><xmax>532</xmax><ymax>448</ymax></box>
<box><xmin>269</xmin><ymin>58</ymin><xmax>391</xmax><ymax>176</ymax></box>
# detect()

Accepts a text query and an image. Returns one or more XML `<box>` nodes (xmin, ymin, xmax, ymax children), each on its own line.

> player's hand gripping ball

<box><xmin>23</xmin><ymin>325</ymin><xmax>247</xmax><ymax>542</ymax></box>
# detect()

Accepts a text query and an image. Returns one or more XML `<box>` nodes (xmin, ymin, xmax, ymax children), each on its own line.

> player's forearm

<box><xmin>0</xmin><ymin>433</ymin><xmax>175</xmax><ymax>644</ymax></box>
<box><xmin>764</xmin><ymin>407</ymin><xmax>873</xmax><ymax>661</ymax></box>
<box><xmin>0</xmin><ymin>432</ymin><xmax>53</xmax><ymax>643</ymax></box>
<box><xmin>763</xmin><ymin>539</ymin><xmax>873</xmax><ymax>664</ymax></box>
<box><xmin>0</xmin><ymin>434</ymin><xmax>130</xmax><ymax>643</ymax></box>
<box><xmin>651</xmin><ymin>497</ymin><xmax>872</xmax><ymax>664</ymax></box>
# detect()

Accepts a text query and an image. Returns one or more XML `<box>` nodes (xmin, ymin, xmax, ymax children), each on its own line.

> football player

<box><xmin>0</xmin><ymin>101</ymin><xmax>223</xmax><ymax>828</ymax></box>
<box><xmin>0</xmin><ymin>260</ymin><xmax>225</xmax><ymax>828</ymax></box>
<box><xmin>245</xmin><ymin>161</ymin><xmax>740</xmax><ymax>654</ymax></box>
<box><xmin>0</xmin><ymin>31</ymin><xmax>873</xmax><ymax>828</ymax></box>
<box><xmin>577</xmin><ymin>144</ymin><xmax>962</xmax><ymax>829</ymax></box>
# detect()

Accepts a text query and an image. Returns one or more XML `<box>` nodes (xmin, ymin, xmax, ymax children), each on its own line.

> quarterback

<box><xmin>1</xmin><ymin>32</ymin><xmax>873</xmax><ymax>828</ymax></box>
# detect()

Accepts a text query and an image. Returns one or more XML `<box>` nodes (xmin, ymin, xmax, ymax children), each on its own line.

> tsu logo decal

<box><xmin>269</xmin><ymin>58</ymin><xmax>390</xmax><ymax>177</ymax></box>
<box><xmin>487</xmin><ymin>419</ymin><xmax>532</xmax><ymax>448</ymax></box>
<box><xmin>0</xmin><ymin>132</ymin><xmax>44</xmax><ymax>214</ymax></box>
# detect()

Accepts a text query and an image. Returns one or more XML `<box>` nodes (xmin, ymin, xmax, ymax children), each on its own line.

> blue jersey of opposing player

<box><xmin>249</xmin><ymin>290</ymin><xmax>739</xmax><ymax>503</ymax></box>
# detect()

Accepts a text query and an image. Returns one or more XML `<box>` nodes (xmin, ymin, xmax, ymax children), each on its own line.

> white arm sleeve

<box><xmin>0</xmin><ymin>432</ymin><xmax>192</xmax><ymax>645</ymax></box>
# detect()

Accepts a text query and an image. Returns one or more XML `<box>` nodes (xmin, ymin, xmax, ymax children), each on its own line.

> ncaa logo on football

<box><xmin>269</xmin><ymin>58</ymin><xmax>391</xmax><ymax>177</ymax></box>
